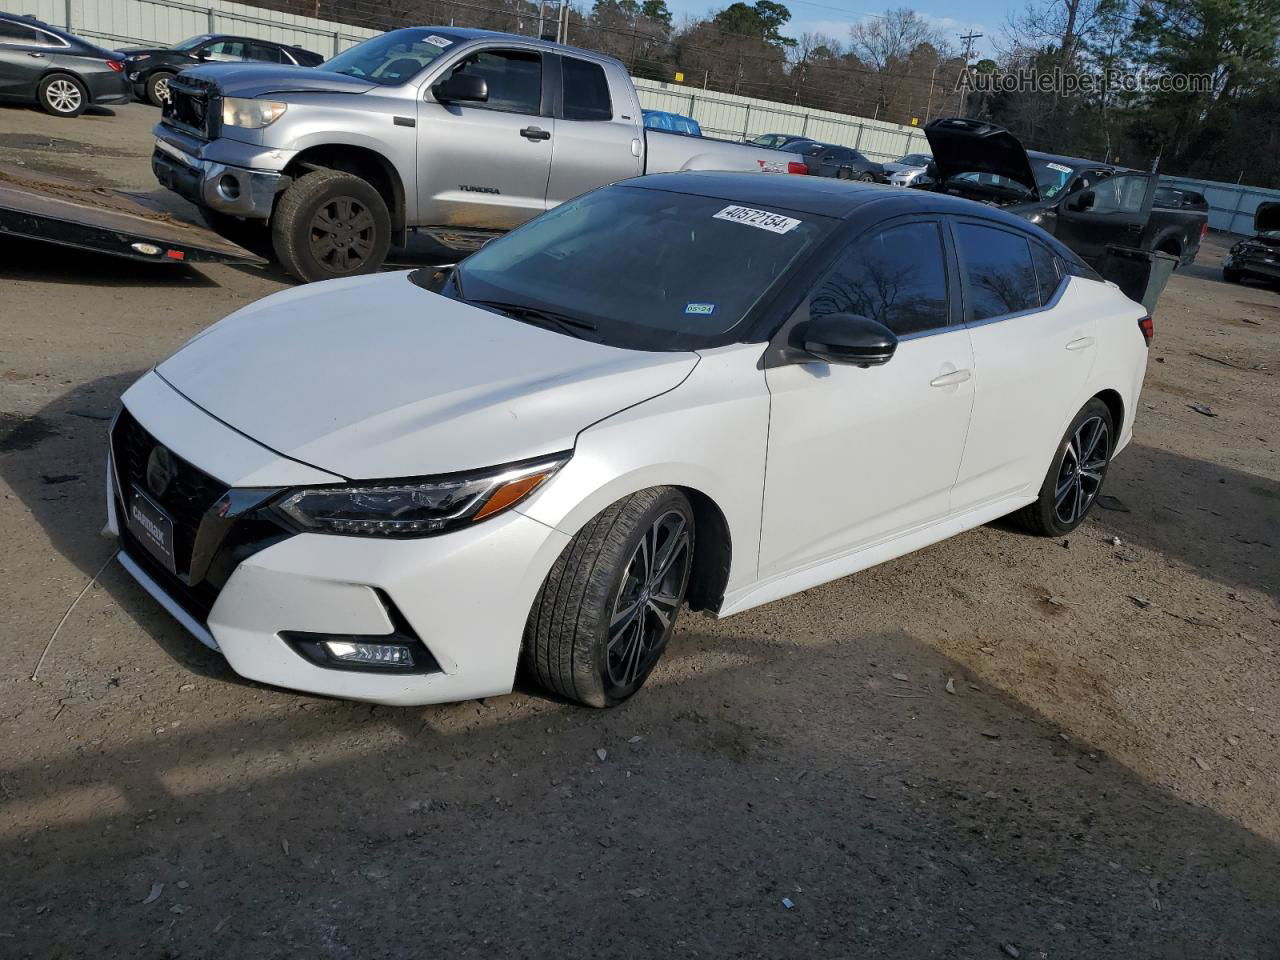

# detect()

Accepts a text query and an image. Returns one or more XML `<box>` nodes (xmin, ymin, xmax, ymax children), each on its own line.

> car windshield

<box><xmin>1031</xmin><ymin>158</ymin><xmax>1079</xmax><ymax>198</ymax></box>
<box><xmin>454</xmin><ymin>185</ymin><xmax>834</xmax><ymax>351</ymax></box>
<box><xmin>318</xmin><ymin>28</ymin><xmax>460</xmax><ymax>84</ymax></box>
<box><xmin>171</xmin><ymin>34</ymin><xmax>213</xmax><ymax>51</ymax></box>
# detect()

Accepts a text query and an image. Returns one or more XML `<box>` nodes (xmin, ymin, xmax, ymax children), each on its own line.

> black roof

<box><xmin>624</xmin><ymin>171</ymin><xmax>1049</xmax><ymax>233</ymax></box>
<box><xmin>1028</xmin><ymin>150</ymin><xmax>1115</xmax><ymax>171</ymax></box>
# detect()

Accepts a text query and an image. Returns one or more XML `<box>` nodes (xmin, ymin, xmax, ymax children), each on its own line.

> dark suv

<box><xmin>120</xmin><ymin>34</ymin><xmax>324</xmax><ymax>106</ymax></box>
<box><xmin>0</xmin><ymin>13</ymin><xmax>129</xmax><ymax>117</ymax></box>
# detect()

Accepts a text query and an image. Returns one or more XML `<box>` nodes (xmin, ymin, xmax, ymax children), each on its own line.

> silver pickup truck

<box><xmin>151</xmin><ymin>26</ymin><xmax>792</xmax><ymax>282</ymax></box>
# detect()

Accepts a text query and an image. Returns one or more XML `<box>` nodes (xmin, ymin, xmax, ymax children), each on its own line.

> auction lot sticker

<box><xmin>713</xmin><ymin>205</ymin><xmax>802</xmax><ymax>234</ymax></box>
<box><xmin>424</xmin><ymin>34</ymin><xmax>453</xmax><ymax>46</ymax></box>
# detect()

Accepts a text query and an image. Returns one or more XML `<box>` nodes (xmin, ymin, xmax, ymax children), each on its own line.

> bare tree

<box><xmin>848</xmin><ymin>9</ymin><xmax>948</xmax><ymax>118</ymax></box>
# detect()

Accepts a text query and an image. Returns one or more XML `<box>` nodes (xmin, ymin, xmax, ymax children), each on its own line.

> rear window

<box><xmin>955</xmin><ymin>222</ymin><xmax>1040</xmax><ymax>321</ymax></box>
<box><xmin>562</xmin><ymin>57</ymin><xmax>611</xmax><ymax>121</ymax></box>
<box><xmin>455</xmin><ymin>185</ymin><xmax>835</xmax><ymax>351</ymax></box>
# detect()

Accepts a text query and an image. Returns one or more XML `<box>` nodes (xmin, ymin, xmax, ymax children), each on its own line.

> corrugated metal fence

<box><xmin>1159</xmin><ymin>175</ymin><xmax>1280</xmax><ymax>236</ymax></box>
<box><xmin>0</xmin><ymin>0</ymin><xmax>929</xmax><ymax>161</ymax></box>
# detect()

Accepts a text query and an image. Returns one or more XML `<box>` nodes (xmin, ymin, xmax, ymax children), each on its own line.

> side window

<box><xmin>562</xmin><ymin>57</ymin><xmax>612</xmax><ymax>121</ymax></box>
<box><xmin>811</xmin><ymin>221</ymin><xmax>950</xmax><ymax>337</ymax></box>
<box><xmin>1090</xmin><ymin>174</ymin><xmax>1148</xmax><ymax>214</ymax></box>
<box><xmin>246</xmin><ymin>42</ymin><xmax>283</xmax><ymax>63</ymax></box>
<box><xmin>203</xmin><ymin>40</ymin><xmax>247</xmax><ymax>61</ymax></box>
<box><xmin>1029</xmin><ymin>240</ymin><xmax>1062</xmax><ymax>306</ymax></box>
<box><xmin>955</xmin><ymin>222</ymin><xmax>1040</xmax><ymax>321</ymax></box>
<box><xmin>452</xmin><ymin>49</ymin><xmax>542</xmax><ymax>115</ymax></box>
<box><xmin>0</xmin><ymin>21</ymin><xmax>40</xmax><ymax>43</ymax></box>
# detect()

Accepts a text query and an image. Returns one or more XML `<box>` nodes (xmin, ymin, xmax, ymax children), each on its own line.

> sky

<box><xmin>662</xmin><ymin>0</ymin><xmax>1004</xmax><ymax>59</ymax></box>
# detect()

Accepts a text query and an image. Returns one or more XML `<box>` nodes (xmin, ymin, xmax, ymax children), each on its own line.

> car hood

<box><xmin>882</xmin><ymin>162</ymin><xmax>925</xmax><ymax>174</ymax></box>
<box><xmin>156</xmin><ymin>272</ymin><xmax>699</xmax><ymax>480</ymax></box>
<box><xmin>924</xmin><ymin>117</ymin><xmax>1040</xmax><ymax>201</ymax></box>
<box><xmin>183</xmin><ymin>63</ymin><xmax>375</xmax><ymax>97</ymax></box>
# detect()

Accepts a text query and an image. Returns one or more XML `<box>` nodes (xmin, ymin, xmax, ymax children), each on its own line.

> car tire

<box><xmin>523</xmin><ymin>487</ymin><xmax>695</xmax><ymax>708</ymax></box>
<box><xmin>857</xmin><ymin>172</ymin><xmax>876</xmax><ymax>182</ymax></box>
<box><xmin>270</xmin><ymin>168</ymin><xmax>391</xmax><ymax>283</ymax></box>
<box><xmin>198</xmin><ymin>208</ymin><xmax>274</xmax><ymax>258</ymax></box>
<box><xmin>146</xmin><ymin>71</ymin><xmax>176</xmax><ymax>108</ymax></box>
<box><xmin>1223</xmin><ymin>267</ymin><xmax>1241</xmax><ymax>284</ymax></box>
<box><xmin>37</xmin><ymin>73</ymin><xmax>88</xmax><ymax>118</ymax></box>
<box><xmin>1012</xmin><ymin>398</ymin><xmax>1115</xmax><ymax>537</ymax></box>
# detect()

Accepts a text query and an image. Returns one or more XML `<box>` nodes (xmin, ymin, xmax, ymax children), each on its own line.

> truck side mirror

<box><xmin>433</xmin><ymin>74</ymin><xmax>488</xmax><ymax>104</ymax></box>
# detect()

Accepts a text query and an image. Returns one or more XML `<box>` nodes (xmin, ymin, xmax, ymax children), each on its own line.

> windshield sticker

<box><xmin>685</xmin><ymin>302</ymin><xmax>716</xmax><ymax>316</ymax></box>
<box><xmin>1046</xmin><ymin>162</ymin><xmax>1073</xmax><ymax>174</ymax></box>
<box><xmin>423</xmin><ymin>34</ymin><xmax>453</xmax><ymax>47</ymax></box>
<box><xmin>713</xmin><ymin>205</ymin><xmax>802</xmax><ymax>234</ymax></box>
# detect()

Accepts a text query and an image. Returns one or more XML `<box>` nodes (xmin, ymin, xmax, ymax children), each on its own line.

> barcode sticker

<box><xmin>713</xmin><ymin>205</ymin><xmax>802</xmax><ymax>234</ymax></box>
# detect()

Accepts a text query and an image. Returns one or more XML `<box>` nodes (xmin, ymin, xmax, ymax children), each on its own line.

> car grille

<box><xmin>111</xmin><ymin>407</ymin><xmax>292</xmax><ymax>624</ymax></box>
<box><xmin>162</xmin><ymin>74</ymin><xmax>219</xmax><ymax>140</ymax></box>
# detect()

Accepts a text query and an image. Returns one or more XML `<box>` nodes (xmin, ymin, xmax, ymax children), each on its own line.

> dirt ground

<box><xmin>1</xmin><ymin>101</ymin><xmax>1278</xmax><ymax>959</ymax></box>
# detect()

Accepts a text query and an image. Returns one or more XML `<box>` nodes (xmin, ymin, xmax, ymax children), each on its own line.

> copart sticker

<box><xmin>713</xmin><ymin>205</ymin><xmax>802</xmax><ymax>234</ymax></box>
<box><xmin>685</xmin><ymin>302</ymin><xmax>716</xmax><ymax>316</ymax></box>
<box><xmin>424</xmin><ymin>34</ymin><xmax>453</xmax><ymax>46</ymax></box>
<box><xmin>1046</xmin><ymin>162</ymin><xmax>1072</xmax><ymax>174</ymax></box>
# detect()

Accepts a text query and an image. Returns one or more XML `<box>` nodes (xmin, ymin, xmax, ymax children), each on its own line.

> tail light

<box><xmin>1200</xmin><ymin>221</ymin><xmax>1209</xmax><ymax>238</ymax></box>
<box><xmin>787</xmin><ymin>161</ymin><xmax>809</xmax><ymax>175</ymax></box>
<box><xmin>106</xmin><ymin>59</ymin><xmax>125</xmax><ymax>72</ymax></box>
<box><xmin>1138</xmin><ymin>314</ymin><xmax>1153</xmax><ymax>345</ymax></box>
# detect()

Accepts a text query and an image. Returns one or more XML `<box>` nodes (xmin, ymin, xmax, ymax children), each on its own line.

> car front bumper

<box><xmin>106</xmin><ymin>380</ymin><xmax>571</xmax><ymax>706</ymax></box>
<box><xmin>151</xmin><ymin>126</ymin><xmax>293</xmax><ymax>219</ymax></box>
<box><xmin>1226</xmin><ymin>250</ymin><xmax>1280</xmax><ymax>281</ymax></box>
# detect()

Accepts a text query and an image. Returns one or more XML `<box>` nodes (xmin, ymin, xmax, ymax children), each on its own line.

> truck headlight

<box><xmin>221</xmin><ymin>97</ymin><xmax>287</xmax><ymax>129</ymax></box>
<box><xmin>275</xmin><ymin>454</ymin><xmax>569</xmax><ymax>537</ymax></box>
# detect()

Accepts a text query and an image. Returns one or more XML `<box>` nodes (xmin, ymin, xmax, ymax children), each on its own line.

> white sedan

<box><xmin>106</xmin><ymin>172</ymin><xmax>1150</xmax><ymax>707</ymax></box>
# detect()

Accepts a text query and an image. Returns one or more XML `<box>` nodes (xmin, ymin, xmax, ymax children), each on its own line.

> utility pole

<box><xmin>958</xmin><ymin>30</ymin><xmax>982</xmax><ymax>117</ymax></box>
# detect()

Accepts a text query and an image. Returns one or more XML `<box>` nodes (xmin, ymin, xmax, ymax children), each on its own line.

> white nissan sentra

<box><xmin>106</xmin><ymin>172</ymin><xmax>1150</xmax><ymax>707</ymax></box>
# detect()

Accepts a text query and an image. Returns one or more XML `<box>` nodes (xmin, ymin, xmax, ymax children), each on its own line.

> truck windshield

<box><xmin>1031</xmin><ymin>158</ymin><xmax>1079</xmax><ymax>199</ymax></box>
<box><xmin>318</xmin><ymin>29</ymin><xmax>461</xmax><ymax>85</ymax></box>
<box><xmin>454</xmin><ymin>185</ymin><xmax>834</xmax><ymax>351</ymax></box>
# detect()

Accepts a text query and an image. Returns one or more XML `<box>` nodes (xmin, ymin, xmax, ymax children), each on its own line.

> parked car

<box><xmin>748</xmin><ymin>132</ymin><xmax>813</xmax><ymax>150</ymax></box>
<box><xmin>0</xmin><ymin>13</ymin><xmax>129</xmax><ymax>117</ymax></box>
<box><xmin>922</xmin><ymin>118</ymin><xmax>1208</xmax><ymax>267</ymax></box>
<box><xmin>149</xmin><ymin>27</ymin><xmax>793</xmax><ymax>283</ymax></box>
<box><xmin>120</xmin><ymin>34</ymin><xmax>324</xmax><ymax>107</ymax></box>
<box><xmin>106</xmin><ymin>171</ymin><xmax>1149</xmax><ymax>708</ymax></box>
<box><xmin>642</xmin><ymin>109</ymin><xmax>701</xmax><ymax>137</ymax></box>
<box><xmin>779</xmin><ymin>140</ymin><xmax>886</xmax><ymax>181</ymax></box>
<box><xmin>884</xmin><ymin>151</ymin><xmax>933</xmax><ymax>187</ymax></box>
<box><xmin>1223</xmin><ymin>202</ymin><xmax>1280</xmax><ymax>287</ymax></box>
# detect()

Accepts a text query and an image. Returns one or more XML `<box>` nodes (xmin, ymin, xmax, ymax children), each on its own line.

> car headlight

<box><xmin>221</xmin><ymin>97</ymin><xmax>287</xmax><ymax>129</ymax></box>
<box><xmin>275</xmin><ymin>454</ymin><xmax>569</xmax><ymax>537</ymax></box>
<box><xmin>1026</xmin><ymin>212</ymin><xmax>1045</xmax><ymax>224</ymax></box>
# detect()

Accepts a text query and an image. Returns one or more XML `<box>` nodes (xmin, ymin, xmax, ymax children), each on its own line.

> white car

<box><xmin>106</xmin><ymin>172</ymin><xmax>1150</xmax><ymax>707</ymax></box>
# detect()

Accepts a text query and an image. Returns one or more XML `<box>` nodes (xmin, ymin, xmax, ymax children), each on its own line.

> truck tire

<box><xmin>146</xmin><ymin>71</ymin><xmax>176</xmax><ymax>108</ymax></box>
<box><xmin>270</xmin><ymin>168</ymin><xmax>391</xmax><ymax>283</ymax></box>
<box><xmin>38</xmin><ymin>73</ymin><xmax>88</xmax><ymax>117</ymax></box>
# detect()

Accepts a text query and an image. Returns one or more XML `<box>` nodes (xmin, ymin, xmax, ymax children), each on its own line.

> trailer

<box><xmin>0</xmin><ymin>165</ymin><xmax>265</xmax><ymax>266</ymax></box>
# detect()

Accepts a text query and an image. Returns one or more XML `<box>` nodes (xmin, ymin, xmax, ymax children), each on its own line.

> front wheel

<box><xmin>38</xmin><ymin>73</ymin><xmax>87</xmax><ymax>117</ymax></box>
<box><xmin>524</xmin><ymin>488</ymin><xmax>695</xmax><ymax>707</ymax></box>
<box><xmin>270</xmin><ymin>168</ymin><xmax>391</xmax><ymax>283</ymax></box>
<box><xmin>857</xmin><ymin>172</ymin><xmax>875</xmax><ymax>182</ymax></box>
<box><xmin>1012</xmin><ymin>398</ymin><xmax>1115</xmax><ymax>536</ymax></box>
<box><xmin>146</xmin><ymin>71</ymin><xmax>175</xmax><ymax>108</ymax></box>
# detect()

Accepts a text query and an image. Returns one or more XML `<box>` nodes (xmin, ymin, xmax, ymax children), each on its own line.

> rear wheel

<box><xmin>1012</xmin><ymin>398</ymin><xmax>1114</xmax><ymax>536</ymax></box>
<box><xmin>270</xmin><ymin>168</ymin><xmax>391</xmax><ymax>283</ymax></box>
<box><xmin>38</xmin><ymin>73</ymin><xmax>87</xmax><ymax>117</ymax></box>
<box><xmin>524</xmin><ymin>488</ymin><xmax>695</xmax><ymax>708</ymax></box>
<box><xmin>857</xmin><ymin>171</ymin><xmax>875</xmax><ymax>182</ymax></box>
<box><xmin>146</xmin><ymin>71</ymin><xmax>175</xmax><ymax>108</ymax></box>
<box><xmin>1223</xmin><ymin>266</ymin><xmax>1241</xmax><ymax>283</ymax></box>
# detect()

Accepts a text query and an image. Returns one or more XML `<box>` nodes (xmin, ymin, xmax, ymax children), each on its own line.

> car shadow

<box><xmin>0</xmin><ymin>237</ymin><xmax>221</xmax><ymax>288</ymax></box>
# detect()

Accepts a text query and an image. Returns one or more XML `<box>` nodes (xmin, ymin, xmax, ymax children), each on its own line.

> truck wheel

<box><xmin>271</xmin><ymin>169</ymin><xmax>391</xmax><ymax>283</ymax></box>
<box><xmin>38</xmin><ymin>73</ymin><xmax>87</xmax><ymax>117</ymax></box>
<box><xmin>146</xmin><ymin>71</ymin><xmax>176</xmax><ymax>108</ymax></box>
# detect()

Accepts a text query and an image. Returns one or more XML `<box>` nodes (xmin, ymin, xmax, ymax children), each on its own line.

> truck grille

<box><xmin>162</xmin><ymin>74</ymin><xmax>219</xmax><ymax>140</ymax></box>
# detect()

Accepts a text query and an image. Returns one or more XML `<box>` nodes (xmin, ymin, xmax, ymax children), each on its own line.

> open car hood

<box><xmin>1256</xmin><ymin>202</ymin><xmax>1280</xmax><ymax>234</ymax></box>
<box><xmin>923</xmin><ymin>118</ymin><xmax>1040</xmax><ymax>201</ymax></box>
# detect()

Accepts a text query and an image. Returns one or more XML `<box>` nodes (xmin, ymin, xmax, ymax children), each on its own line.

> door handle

<box><xmin>520</xmin><ymin>126</ymin><xmax>551</xmax><ymax>141</ymax></box>
<box><xmin>28</xmin><ymin>52</ymin><xmax>46</xmax><ymax>58</ymax></box>
<box><xmin>929</xmin><ymin>369</ymin><xmax>971</xmax><ymax>388</ymax></box>
<box><xmin>1065</xmin><ymin>336</ymin><xmax>1095</xmax><ymax>351</ymax></box>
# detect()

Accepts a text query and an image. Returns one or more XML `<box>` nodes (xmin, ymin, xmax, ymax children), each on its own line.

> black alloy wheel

<box><xmin>1053</xmin><ymin>414</ymin><xmax>1110</xmax><ymax>527</ymax></box>
<box><xmin>309</xmin><ymin>195</ymin><xmax>376</xmax><ymax>274</ymax></box>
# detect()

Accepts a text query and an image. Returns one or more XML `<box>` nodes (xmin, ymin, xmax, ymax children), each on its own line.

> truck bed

<box><xmin>0</xmin><ymin>165</ymin><xmax>265</xmax><ymax>266</ymax></box>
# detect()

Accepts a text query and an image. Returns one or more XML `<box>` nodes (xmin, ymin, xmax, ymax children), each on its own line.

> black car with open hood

<box><xmin>1223</xmin><ymin>202</ymin><xmax>1280</xmax><ymax>287</ymax></box>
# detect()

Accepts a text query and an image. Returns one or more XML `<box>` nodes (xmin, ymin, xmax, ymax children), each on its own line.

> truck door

<box><xmin>1054</xmin><ymin>171</ymin><xmax>1156</xmax><ymax>265</ymax></box>
<box><xmin>416</xmin><ymin>46</ymin><xmax>554</xmax><ymax>232</ymax></box>
<box><xmin>544</xmin><ymin>54</ymin><xmax>641</xmax><ymax>207</ymax></box>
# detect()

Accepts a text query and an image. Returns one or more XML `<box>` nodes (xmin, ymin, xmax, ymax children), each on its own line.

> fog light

<box><xmin>218</xmin><ymin>173</ymin><xmax>241</xmax><ymax>200</ymax></box>
<box><xmin>323</xmin><ymin>640</ymin><xmax>412</xmax><ymax>665</ymax></box>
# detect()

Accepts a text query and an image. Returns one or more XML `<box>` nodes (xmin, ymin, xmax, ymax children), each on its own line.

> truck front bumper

<box><xmin>151</xmin><ymin>126</ymin><xmax>293</xmax><ymax>220</ymax></box>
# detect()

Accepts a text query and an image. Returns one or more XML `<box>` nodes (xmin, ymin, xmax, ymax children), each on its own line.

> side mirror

<box><xmin>791</xmin><ymin>313</ymin><xmax>897</xmax><ymax>367</ymax></box>
<box><xmin>1068</xmin><ymin>189</ymin><xmax>1095</xmax><ymax>212</ymax></box>
<box><xmin>433</xmin><ymin>74</ymin><xmax>488</xmax><ymax>104</ymax></box>
<box><xmin>195</xmin><ymin>49</ymin><xmax>212</xmax><ymax>60</ymax></box>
